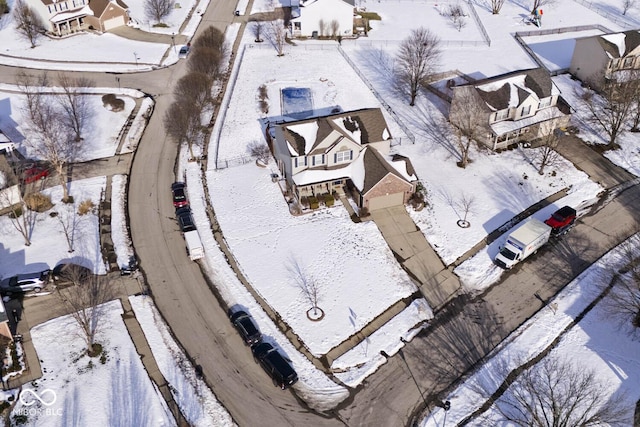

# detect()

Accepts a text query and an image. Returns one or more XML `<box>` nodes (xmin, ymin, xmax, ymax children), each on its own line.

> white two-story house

<box><xmin>570</xmin><ymin>30</ymin><xmax>640</xmax><ymax>90</ymax></box>
<box><xmin>449</xmin><ymin>68</ymin><xmax>571</xmax><ymax>151</ymax></box>
<box><xmin>288</xmin><ymin>0</ymin><xmax>354</xmax><ymax>38</ymax></box>
<box><xmin>271</xmin><ymin>108</ymin><xmax>417</xmax><ymax>211</ymax></box>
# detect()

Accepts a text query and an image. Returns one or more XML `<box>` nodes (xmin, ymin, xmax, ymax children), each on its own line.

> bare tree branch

<box><xmin>144</xmin><ymin>0</ymin><xmax>175</xmax><ymax>23</ymax></box>
<box><xmin>396</xmin><ymin>27</ymin><xmax>441</xmax><ymax>106</ymax></box>
<box><xmin>57</xmin><ymin>73</ymin><xmax>95</xmax><ymax>142</ymax></box>
<box><xmin>13</xmin><ymin>0</ymin><xmax>45</xmax><ymax>48</ymax></box>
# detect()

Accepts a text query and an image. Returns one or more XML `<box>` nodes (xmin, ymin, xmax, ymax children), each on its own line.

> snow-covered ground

<box><xmin>1</xmin><ymin>0</ymin><xmax>640</xmax><ymax>421</ymax></box>
<box><xmin>13</xmin><ymin>300</ymin><xmax>176</xmax><ymax>426</ymax></box>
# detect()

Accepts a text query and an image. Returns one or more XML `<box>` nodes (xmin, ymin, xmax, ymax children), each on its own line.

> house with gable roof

<box><xmin>288</xmin><ymin>0</ymin><xmax>354</xmax><ymax>38</ymax></box>
<box><xmin>28</xmin><ymin>0</ymin><xmax>128</xmax><ymax>36</ymax></box>
<box><xmin>449</xmin><ymin>68</ymin><xmax>571</xmax><ymax>151</ymax></box>
<box><xmin>271</xmin><ymin>108</ymin><xmax>418</xmax><ymax>211</ymax></box>
<box><xmin>570</xmin><ymin>30</ymin><xmax>640</xmax><ymax>90</ymax></box>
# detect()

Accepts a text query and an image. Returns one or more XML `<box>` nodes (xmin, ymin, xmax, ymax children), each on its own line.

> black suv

<box><xmin>175</xmin><ymin>206</ymin><xmax>196</xmax><ymax>232</ymax></box>
<box><xmin>229</xmin><ymin>310</ymin><xmax>262</xmax><ymax>346</ymax></box>
<box><xmin>252</xmin><ymin>342</ymin><xmax>298</xmax><ymax>390</ymax></box>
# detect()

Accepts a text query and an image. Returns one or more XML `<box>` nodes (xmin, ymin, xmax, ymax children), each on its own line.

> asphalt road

<box><xmin>2</xmin><ymin>2</ymin><xmax>640</xmax><ymax>427</ymax></box>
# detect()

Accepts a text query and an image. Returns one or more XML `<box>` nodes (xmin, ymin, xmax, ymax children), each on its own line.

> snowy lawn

<box><xmin>0</xmin><ymin>176</ymin><xmax>106</xmax><ymax>278</ymax></box>
<box><xmin>130</xmin><ymin>295</ymin><xmax>235</xmax><ymax>427</ymax></box>
<box><xmin>14</xmin><ymin>300</ymin><xmax>175</xmax><ymax>426</ymax></box>
<box><xmin>207</xmin><ymin>162</ymin><xmax>417</xmax><ymax>357</ymax></box>
<box><xmin>0</xmin><ymin>87</ymin><xmax>136</xmax><ymax>161</ymax></box>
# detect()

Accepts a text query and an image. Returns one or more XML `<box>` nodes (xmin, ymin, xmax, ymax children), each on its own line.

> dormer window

<box><xmin>294</xmin><ymin>157</ymin><xmax>307</xmax><ymax>168</ymax></box>
<box><xmin>494</xmin><ymin>110</ymin><xmax>508</xmax><ymax>122</ymax></box>
<box><xmin>335</xmin><ymin>150</ymin><xmax>352</xmax><ymax>163</ymax></box>
<box><xmin>520</xmin><ymin>105</ymin><xmax>531</xmax><ymax>117</ymax></box>
<box><xmin>311</xmin><ymin>154</ymin><xmax>325</xmax><ymax>166</ymax></box>
<box><xmin>538</xmin><ymin>97</ymin><xmax>551</xmax><ymax>109</ymax></box>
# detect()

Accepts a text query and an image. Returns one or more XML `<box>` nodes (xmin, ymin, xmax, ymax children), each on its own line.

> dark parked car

<box><xmin>0</xmin><ymin>270</ymin><xmax>50</xmax><ymax>294</ymax></box>
<box><xmin>544</xmin><ymin>206</ymin><xmax>577</xmax><ymax>236</ymax></box>
<box><xmin>171</xmin><ymin>182</ymin><xmax>189</xmax><ymax>208</ymax></box>
<box><xmin>52</xmin><ymin>263</ymin><xmax>93</xmax><ymax>285</ymax></box>
<box><xmin>229</xmin><ymin>310</ymin><xmax>262</xmax><ymax>346</ymax></box>
<box><xmin>252</xmin><ymin>342</ymin><xmax>298</xmax><ymax>390</ymax></box>
<box><xmin>24</xmin><ymin>166</ymin><xmax>49</xmax><ymax>183</ymax></box>
<box><xmin>176</xmin><ymin>206</ymin><xmax>196</xmax><ymax>232</ymax></box>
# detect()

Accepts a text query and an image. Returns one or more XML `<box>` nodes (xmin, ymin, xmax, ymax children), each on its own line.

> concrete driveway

<box><xmin>369</xmin><ymin>205</ymin><xmax>460</xmax><ymax>311</ymax></box>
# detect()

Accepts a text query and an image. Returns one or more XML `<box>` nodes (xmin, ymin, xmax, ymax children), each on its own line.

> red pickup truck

<box><xmin>544</xmin><ymin>206</ymin><xmax>577</xmax><ymax>236</ymax></box>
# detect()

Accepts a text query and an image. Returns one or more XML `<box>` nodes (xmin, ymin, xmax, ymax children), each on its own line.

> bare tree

<box><xmin>0</xmin><ymin>192</ymin><xmax>34</xmax><ymax>246</ymax></box>
<box><xmin>449</xmin><ymin>87</ymin><xmax>486</xmax><ymax>168</ymax></box>
<box><xmin>578</xmin><ymin>81</ymin><xmax>639</xmax><ymax>147</ymax></box>
<box><xmin>250</xmin><ymin>18</ymin><xmax>265</xmax><ymax>42</ymax></box>
<box><xmin>600</xmin><ymin>233</ymin><xmax>640</xmax><ymax>339</ymax></box>
<box><xmin>488</xmin><ymin>355</ymin><xmax>630</xmax><ymax>426</ymax></box>
<box><xmin>318</xmin><ymin>18</ymin><xmax>325</xmax><ymax>37</ymax></box>
<box><xmin>247</xmin><ymin>141</ymin><xmax>271</xmax><ymax>164</ymax></box>
<box><xmin>266</xmin><ymin>19</ymin><xmax>287</xmax><ymax>56</ymax></box>
<box><xmin>144</xmin><ymin>0</ymin><xmax>175</xmax><ymax>23</ymax></box>
<box><xmin>622</xmin><ymin>0</ymin><xmax>636</xmax><ymax>14</ymax></box>
<box><xmin>13</xmin><ymin>0</ymin><xmax>45</xmax><ymax>48</ymax></box>
<box><xmin>17</xmin><ymin>72</ymin><xmax>77</xmax><ymax>202</ymax></box>
<box><xmin>174</xmin><ymin>72</ymin><xmax>212</xmax><ymax>111</ymax></box>
<box><xmin>287</xmin><ymin>256</ymin><xmax>322</xmax><ymax>318</ymax></box>
<box><xmin>447</xmin><ymin>3</ymin><xmax>467</xmax><ymax>32</ymax></box>
<box><xmin>533</xmin><ymin>129</ymin><xmax>560</xmax><ymax>175</ymax></box>
<box><xmin>456</xmin><ymin>192</ymin><xmax>475</xmax><ymax>227</ymax></box>
<box><xmin>193</xmin><ymin>25</ymin><xmax>225</xmax><ymax>51</ymax></box>
<box><xmin>53</xmin><ymin>203</ymin><xmax>81</xmax><ymax>253</ymax></box>
<box><xmin>57</xmin><ymin>274</ymin><xmax>115</xmax><ymax>355</ymax></box>
<box><xmin>329</xmin><ymin>19</ymin><xmax>339</xmax><ymax>38</ymax></box>
<box><xmin>490</xmin><ymin>0</ymin><xmax>507</xmax><ymax>14</ymax></box>
<box><xmin>0</xmin><ymin>0</ymin><xmax>9</xmax><ymax>16</ymax></box>
<box><xmin>57</xmin><ymin>73</ymin><xmax>95</xmax><ymax>142</ymax></box>
<box><xmin>396</xmin><ymin>27</ymin><xmax>441</xmax><ymax>106</ymax></box>
<box><xmin>188</xmin><ymin>46</ymin><xmax>225</xmax><ymax>80</ymax></box>
<box><xmin>530</xmin><ymin>0</ymin><xmax>555</xmax><ymax>14</ymax></box>
<box><xmin>164</xmin><ymin>100</ymin><xmax>201</xmax><ymax>159</ymax></box>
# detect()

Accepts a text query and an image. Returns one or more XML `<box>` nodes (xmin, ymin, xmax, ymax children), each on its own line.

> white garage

<box><xmin>367</xmin><ymin>192</ymin><xmax>405</xmax><ymax>211</ymax></box>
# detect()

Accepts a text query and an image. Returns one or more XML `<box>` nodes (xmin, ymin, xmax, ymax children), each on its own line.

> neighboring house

<box><xmin>271</xmin><ymin>108</ymin><xmax>417</xmax><ymax>211</ymax></box>
<box><xmin>289</xmin><ymin>0</ymin><xmax>354</xmax><ymax>38</ymax></box>
<box><xmin>449</xmin><ymin>68</ymin><xmax>571</xmax><ymax>151</ymax></box>
<box><xmin>29</xmin><ymin>0</ymin><xmax>128</xmax><ymax>35</ymax></box>
<box><xmin>570</xmin><ymin>30</ymin><xmax>640</xmax><ymax>89</ymax></box>
<box><xmin>0</xmin><ymin>131</ymin><xmax>16</xmax><ymax>155</ymax></box>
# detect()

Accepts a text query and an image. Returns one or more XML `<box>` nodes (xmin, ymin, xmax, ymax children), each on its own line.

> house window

<box><xmin>335</xmin><ymin>150</ymin><xmax>352</xmax><ymax>163</ymax></box>
<box><xmin>333</xmin><ymin>180</ymin><xmax>342</xmax><ymax>185</ymax></box>
<box><xmin>520</xmin><ymin>105</ymin><xmax>531</xmax><ymax>117</ymax></box>
<box><xmin>294</xmin><ymin>157</ymin><xmax>307</xmax><ymax>168</ymax></box>
<box><xmin>538</xmin><ymin>97</ymin><xmax>551</xmax><ymax>109</ymax></box>
<box><xmin>312</xmin><ymin>154</ymin><xmax>325</xmax><ymax>166</ymax></box>
<box><xmin>494</xmin><ymin>110</ymin><xmax>508</xmax><ymax>121</ymax></box>
<box><xmin>623</xmin><ymin>56</ymin><xmax>635</xmax><ymax>69</ymax></box>
<box><xmin>294</xmin><ymin>22</ymin><xmax>301</xmax><ymax>30</ymax></box>
<box><xmin>610</xmin><ymin>59</ymin><xmax>621</xmax><ymax>70</ymax></box>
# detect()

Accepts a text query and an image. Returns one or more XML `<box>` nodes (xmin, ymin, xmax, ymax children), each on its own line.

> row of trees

<box><xmin>163</xmin><ymin>26</ymin><xmax>227</xmax><ymax>158</ymax></box>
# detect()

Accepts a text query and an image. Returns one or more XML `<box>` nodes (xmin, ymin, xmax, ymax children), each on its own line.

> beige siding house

<box><xmin>449</xmin><ymin>68</ymin><xmax>571</xmax><ymax>151</ymax></box>
<box><xmin>570</xmin><ymin>30</ymin><xmax>640</xmax><ymax>89</ymax></box>
<box><xmin>29</xmin><ymin>0</ymin><xmax>128</xmax><ymax>35</ymax></box>
<box><xmin>271</xmin><ymin>108</ymin><xmax>417</xmax><ymax>211</ymax></box>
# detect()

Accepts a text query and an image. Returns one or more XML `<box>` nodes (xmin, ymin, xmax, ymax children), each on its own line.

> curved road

<box><xmin>2</xmin><ymin>1</ymin><xmax>640</xmax><ymax>426</ymax></box>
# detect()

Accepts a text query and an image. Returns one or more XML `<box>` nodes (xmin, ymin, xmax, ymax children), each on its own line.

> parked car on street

<box><xmin>0</xmin><ymin>270</ymin><xmax>50</xmax><ymax>294</ymax></box>
<box><xmin>176</xmin><ymin>206</ymin><xmax>196</xmax><ymax>232</ymax></box>
<box><xmin>178</xmin><ymin>45</ymin><xmax>190</xmax><ymax>58</ymax></box>
<box><xmin>229</xmin><ymin>310</ymin><xmax>262</xmax><ymax>346</ymax></box>
<box><xmin>252</xmin><ymin>342</ymin><xmax>298</xmax><ymax>389</ymax></box>
<box><xmin>171</xmin><ymin>182</ymin><xmax>189</xmax><ymax>208</ymax></box>
<box><xmin>23</xmin><ymin>166</ymin><xmax>49</xmax><ymax>183</ymax></box>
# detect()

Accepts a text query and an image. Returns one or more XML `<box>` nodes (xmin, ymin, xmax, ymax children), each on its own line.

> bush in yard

<box><xmin>324</xmin><ymin>194</ymin><xmax>334</xmax><ymax>207</ymax></box>
<box><xmin>309</xmin><ymin>196</ymin><xmax>319</xmax><ymax>209</ymax></box>
<box><xmin>23</xmin><ymin>192</ymin><xmax>52</xmax><ymax>212</ymax></box>
<box><xmin>77</xmin><ymin>199</ymin><xmax>95</xmax><ymax>215</ymax></box>
<box><xmin>101</xmin><ymin>94</ymin><xmax>125</xmax><ymax>112</ymax></box>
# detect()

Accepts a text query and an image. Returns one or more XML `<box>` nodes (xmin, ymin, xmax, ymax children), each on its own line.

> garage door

<box><xmin>368</xmin><ymin>192</ymin><xmax>404</xmax><ymax>210</ymax></box>
<box><xmin>103</xmin><ymin>16</ymin><xmax>125</xmax><ymax>31</ymax></box>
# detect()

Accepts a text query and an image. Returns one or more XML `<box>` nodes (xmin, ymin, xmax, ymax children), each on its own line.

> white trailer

<box><xmin>184</xmin><ymin>230</ymin><xmax>204</xmax><ymax>261</ymax></box>
<box><xmin>494</xmin><ymin>219</ymin><xmax>551</xmax><ymax>269</ymax></box>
